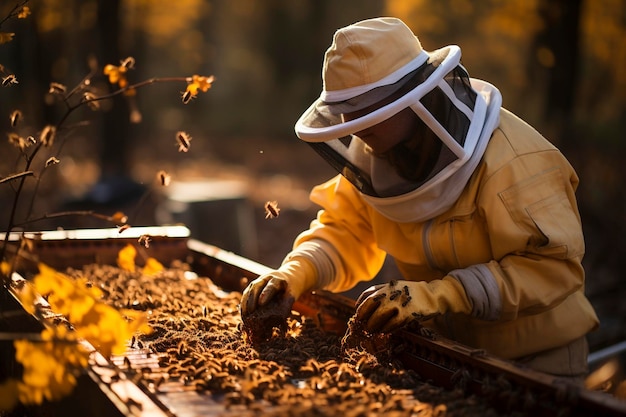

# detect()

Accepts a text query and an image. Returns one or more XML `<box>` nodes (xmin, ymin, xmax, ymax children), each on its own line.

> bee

<box><xmin>48</xmin><ymin>82</ymin><xmax>67</xmax><ymax>94</ymax></box>
<box><xmin>156</xmin><ymin>170</ymin><xmax>171</xmax><ymax>186</ymax></box>
<box><xmin>389</xmin><ymin>289</ymin><xmax>402</xmax><ymax>301</ymax></box>
<box><xmin>2</xmin><ymin>74</ymin><xmax>18</xmax><ymax>87</ymax></box>
<box><xmin>178</xmin><ymin>340</ymin><xmax>188</xmax><ymax>357</ymax></box>
<box><xmin>120</xmin><ymin>56</ymin><xmax>136</xmax><ymax>69</ymax></box>
<box><xmin>40</xmin><ymin>125</ymin><xmax>56</xmax><ymax>147</ymax></box>
<box><xmin>181</xmin><ymin>90</ymin><xmax>194</xmax><ymax>104</ymax></box>
<box><xmin>9</xmin><ymin>110</ymin><xmax>22</xmax><ymax>127</ymax></box>
<box><xmin>264</xmin><ymin>200</ymin><xmax>280</xmax><ymax>219</ymax></box>
<box><xmin>176</xmin><ymin>131</ymin><xmax>191</xmax><ymax>152</ymax></box>
<box><xmin>82</xmin><ymin>92</ymin><xmax>100</xmax><ymax>110</ymax></box>
<box><xmin>45</xmin><ymin>157</ymin><xmax>60</xmax><ymax>167</ymax></box>
<box><xmin>401</xmin><ymin>296</ymin><xmax>412</xmax><ymax>307</ymax></box>
<box><xmin>7</xmin><ymin>132</ymin><xmax>21</xmax><ymax>148</ymax></box>
<box><xmin>138</xmin><ymin>234</ymin><xmax>151</xmax><ymax>248</ymax></box>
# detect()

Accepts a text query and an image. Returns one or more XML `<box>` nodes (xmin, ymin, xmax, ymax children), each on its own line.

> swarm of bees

<box><xmin>78</xmin><ymin>261</ymin><xmax>503</xmax><ymax>416</ymax></box>
<box><xmin>264</xmin><ymin>200</ymin><xmax>280</xmax><ymax>219</ymax></box>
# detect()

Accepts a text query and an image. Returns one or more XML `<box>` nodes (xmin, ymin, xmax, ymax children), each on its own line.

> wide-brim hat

<box><xmin>295</xmin><ymin>17</ymin><xmax>448</xmax><ymax>142</ymax></box>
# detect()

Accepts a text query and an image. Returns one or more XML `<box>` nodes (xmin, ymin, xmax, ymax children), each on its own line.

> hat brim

<box><xmin>296</xmin><ymin>47</ymin><xmax>451</xmax><ymax>143</ymax></box>
<box><xmin>295</xmin><ymin>46</ymin><xmax>451</xmax><ymax>142</ymax></box>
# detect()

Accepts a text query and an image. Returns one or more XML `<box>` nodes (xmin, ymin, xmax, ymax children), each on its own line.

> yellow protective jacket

<box><xmin>293</xmin><ymin>108</ymin><xmax>599</xmax><ymax>359</ymax></box>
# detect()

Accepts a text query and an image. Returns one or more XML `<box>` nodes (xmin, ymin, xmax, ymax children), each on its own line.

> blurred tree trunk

<box><xmin>532</xmin><ymin>0</ymin><xmax>583</xmax><ymax>146</ymax></box>
<box><xmin>96</xmin><ymin>0</ymin><xmax>131</xmax><ymax>178</ymax></box>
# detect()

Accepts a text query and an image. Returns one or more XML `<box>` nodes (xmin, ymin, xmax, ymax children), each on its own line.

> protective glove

<box><xmin>240</xmin><ymin>257</ymin><xmax>318</xmax><ymax>318</ymax></box>
<box><xmin>354</xmin><ymin>277</ymin><xmax>472</xmax><ymax>333</ymax></box>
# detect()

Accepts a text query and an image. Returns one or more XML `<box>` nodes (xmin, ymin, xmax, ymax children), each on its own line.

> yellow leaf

<box><xmin>192</xmin><ymin>74</ymin><xmax>214</xmax><ymax>92</ymax></box>
<box><xmin>110</xmin><ymin>211</ymin><xmax>128</xmax><ymax>224</ymax></box>
<box><xmin>1</xmin><ymin>261</ymin><xmax>10</xmax><ymax>276</ymax></box>
<box><xmin>142</xmin><ymin>257</ymin><xmax>164</xmax><ymax>276</ymax></box>
<box><xmin>0</xmin><ymin>379</ymin><xmax>19</xmax><ymax>411</ymax></box>
<box><xmin>117</xmin><ymin>244</ymin><xmax>136</xmax><ymax>272</ymax></box>
<box><xmin>18</xmin><ymin>7</ymin><xmax>31</xmax><ymax>19</ymax></box>
<box><xmin>185</xmin><ymin>82</ymin><xmax>199</xmax><ymax>96</ymax></box>
<box><xmin>0</xmin><ymin>32</ymin><xmax>15</xmax><ymax>44</ymax></box>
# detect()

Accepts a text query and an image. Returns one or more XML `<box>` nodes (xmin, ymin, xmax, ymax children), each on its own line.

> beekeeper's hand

<box><xmin>240</xmin><ymin>258</ymin><xmax>317</xmax><ymax>317</ymax></box>
<box><xmin>354</xmin><ymin>278</ymin><xmax>472</xmax><ymax>333</ymax></box>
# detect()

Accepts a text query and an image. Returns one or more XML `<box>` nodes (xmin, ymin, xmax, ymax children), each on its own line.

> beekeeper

<box><xmin>240</xmin><ymin>17</ymin><xmax>599</xmax><ymax>378</ymax></box>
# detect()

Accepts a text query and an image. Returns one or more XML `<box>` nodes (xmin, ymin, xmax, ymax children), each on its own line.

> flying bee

<box><xmin>138</xmin><ymin>234</ymin><xmax>151</xmax><ymax>248</ymax></box>
<box><xmin>176</xmin><ymin>131</ymin><xmax>191</xmax><ymax>152</ymax></box>
<box><xmin>9</xmin><ymin>110</ymin><xmax>22</xmax><ymax>127</ymax></box>
<box><xmin>82</xmin><ymin>92</ymin><xmax>100</xmax><ymax>110</ymax></box>
<box><xmin>120</xmin><ymin>56</ymin><xmax>136</xmax><ymax>69</ymax></box>
<box><xmin>181</xmin><ymin>90</ymin><xmax>193</xmax><ymax>104</ymax></box>
<box><xmin>7</xmin><ymin>133</ymin><xmax>22</xmax><ymax>149</ymax></box>
<box><xmin>40</xmin><ymin>125</ymin><xmax>56</xmax><ymax>147</ymax></box>
<box><xmin>156</xmin><ymin>170</ymin><xmax>171</xmax><ymax>186</ymax></box>
<box><xmin>48</xmin><ymin>82</ymin><xmax>67</xmax><ymax>95</ymax></box>
<box><xmin>2</xmin><ymin>74</ymin><xmax>18</xmax><ymax>87</ymax></box>
<box><xmin>264</xmin><ymin>200</ymin><xmax>280</xmax><ymax>219</ymax></box>
<box><xmin>45</xmin><ymin>157</ymin><xmax>60</xmax><ymax>167</ymax></box>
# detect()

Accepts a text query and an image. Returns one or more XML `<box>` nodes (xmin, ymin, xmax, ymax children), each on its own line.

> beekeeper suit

<box><xmin>241</xmin><ymin>17</ymin><xmax>598</xmax><ymax>377</ymax></box>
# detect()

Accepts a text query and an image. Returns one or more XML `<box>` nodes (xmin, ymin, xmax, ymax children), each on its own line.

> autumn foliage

<box><xmin>0</xmin><ymin>1</ymin><xmax>213</xmax><ymax>411</ymax></box>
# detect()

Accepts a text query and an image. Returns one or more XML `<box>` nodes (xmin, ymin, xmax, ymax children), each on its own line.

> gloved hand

<box><xmin>240</xmin><ymin>257</ymin><xmax>318</xmax><ymax>317</ymax></box>
<box><xmin>354</xmin><ymin>277</ymin><xmax>472</xmax><ymax>333</ymax></box>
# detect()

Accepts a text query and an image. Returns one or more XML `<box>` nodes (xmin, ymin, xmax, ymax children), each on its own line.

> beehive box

<box><xmin>1</xmin><ymin>226</ymin><xmax>625</xmax><ymax>417</ymax></box>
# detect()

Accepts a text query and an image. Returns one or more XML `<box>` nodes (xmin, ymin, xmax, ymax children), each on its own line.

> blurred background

<box><xmin>1</xmin><ymin>0</ymin><xmax>625</xmax><ymax>352</ymax></box>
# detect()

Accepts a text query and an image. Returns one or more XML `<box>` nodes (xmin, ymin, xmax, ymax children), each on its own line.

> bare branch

<box><xmin>0</xmin><ymin>171</ymin><xmax>34</xmax><ymax>185</ymax></box>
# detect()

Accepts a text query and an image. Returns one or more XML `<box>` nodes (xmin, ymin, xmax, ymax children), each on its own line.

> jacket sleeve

<box><xmin>472</xmin><ymin>148</ymin><xmax>587</xmax><ymax>322</ymax></box>
<box><xmin>291</xmin><ymin>174</ymin><xmax>387</xmax><ymax>293</ymax></box>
